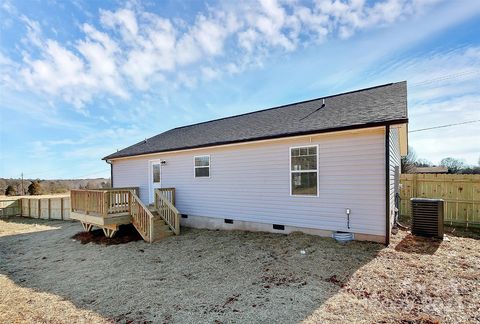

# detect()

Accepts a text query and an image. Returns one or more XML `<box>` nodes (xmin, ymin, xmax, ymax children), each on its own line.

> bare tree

<box><xmin>416</xmin><ymin>159</ymin><xmax>433</xmax><ymax>167</ymax></box>
<box><xmin>440</xmin><ymin>157</ymin><xmax>465</xmax><ymax>174</ymax></box>
<box><xmin>401</xmin><ymin>146</ymin><xmax>417</xmax><ymax>173</ymax></box>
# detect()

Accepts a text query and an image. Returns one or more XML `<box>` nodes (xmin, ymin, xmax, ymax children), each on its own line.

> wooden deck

<box><xmin>70</xmin><ymin>187</ymin><xmax>180</xmax><ymax>241</ymax></box>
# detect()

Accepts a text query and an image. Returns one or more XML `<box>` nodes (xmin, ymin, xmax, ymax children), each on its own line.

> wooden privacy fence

<box><xmin>0</xmin><ymin>196</ymin><xmax>71</xmax><ymax>219</ymax></box>
<box><xmin>0</xmin><ymin>199</ymin><xmax>22</xmax><ymax>217</ymax></box>
<box><xmin>400</xmin><ymin>174</ymin><xmax>480</xmax><ymax>227</ymax></box>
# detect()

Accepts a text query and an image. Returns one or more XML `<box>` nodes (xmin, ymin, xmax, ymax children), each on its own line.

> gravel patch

<box><xmin>0</xmin><ymin>217</ymin><xmax>479</xmax><ymax>323</ymax></box>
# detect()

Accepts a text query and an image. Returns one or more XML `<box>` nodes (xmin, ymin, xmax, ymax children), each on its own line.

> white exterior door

<box><xmin>149</xmin><ymin>160</ymin><xmax>161</xmax><ymax>205</ymax></box>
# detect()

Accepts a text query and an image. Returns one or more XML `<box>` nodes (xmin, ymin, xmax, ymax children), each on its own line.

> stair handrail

<box><xmin>154</xmin><ymin>188</ymin><xmax>180</xmax><ymax>235</ymax></box>
<box><xmin>129</xmin><ymin>190</ymin><xmax>155</xmax><ymax>242</ymax></box>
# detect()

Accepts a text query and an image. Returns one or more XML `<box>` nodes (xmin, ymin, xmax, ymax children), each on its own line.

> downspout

<box><xmin>106</xmin><ymin>160</ymin><xmax>113</xmax><ymax>188</ymax></box>
<box><xmin>385</xmin><ymin>125</ymin><xmax>391</xmax><ymax>246</ymax></box>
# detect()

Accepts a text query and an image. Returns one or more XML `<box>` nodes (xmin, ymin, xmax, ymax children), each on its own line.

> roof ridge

<box><xmin>170</xmin><ymin>81</ymin><xmax>402</xmax><ymax>131</ymax></box>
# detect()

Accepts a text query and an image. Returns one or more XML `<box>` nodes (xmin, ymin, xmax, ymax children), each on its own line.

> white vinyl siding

<box><xmin>389</xmin><ymin>127</ymin><xmax>401</xmax><ymax>230</ymax></box>
<box><xmin>112</xmin><ymin>128</ymin><xmax>387</xmax><ymax>236</ymax></box>
<box><xmin>112</xmin><ymin>158</ymin><xmax>150</xmax><ymax>201</ymax></box>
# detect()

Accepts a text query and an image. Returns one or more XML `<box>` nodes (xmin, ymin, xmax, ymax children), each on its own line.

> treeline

<box><xmin>402</xmin><ymin>147</ymin><xmax>480</xmax><ymax>174</ymax></box>
<box><xmin>1</xmin><ymin>178</ymin><xmax>111</xmax><ymax>196</ymax></box>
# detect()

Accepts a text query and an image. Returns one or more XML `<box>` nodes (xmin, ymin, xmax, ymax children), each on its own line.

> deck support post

<box><xmin>102</xmin><ymin>227</ymin><xmax>117</xmax><ymax>238</ymax></box>
<box><xmin>81</xmin><ymin>222</ymin><xmax>93</xmax><ymax>232</ymax></box>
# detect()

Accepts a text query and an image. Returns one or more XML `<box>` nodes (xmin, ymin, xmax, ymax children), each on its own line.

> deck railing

<box><xmin>71</xmin><ymin>190</ymin><xmax>108</xmax><ymax>216</ymax></box>
<box><xmin>156</xmin><ymin>187</ymin><xmax>175</xmax><ymax>205</ymax></box>
<box><xmin>71</xmin><ymin>187</ymin><xmax>138</xmax><ymax>217</ymax></box>
<box><xmin>155</xmin><ymin>188</ymin><xmax>180</xmax><ymax>235</ymax></box>
<box><xmin>130</xmin><ymin>190</ymin><xmax>155</xmax><ymax>242</ymax></box>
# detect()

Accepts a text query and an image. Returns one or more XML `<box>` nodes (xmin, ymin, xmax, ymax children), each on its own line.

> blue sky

<box><xmin>1</xmin><ymin>0</ymin><xmax>479</xmax><ymax>179</ymax></box>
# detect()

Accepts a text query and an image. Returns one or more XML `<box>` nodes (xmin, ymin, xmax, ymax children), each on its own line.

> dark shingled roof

<box><xmin>104</xmin><ymin>81</ymin><xmax>408</xmax><ymax>160</ymax></box>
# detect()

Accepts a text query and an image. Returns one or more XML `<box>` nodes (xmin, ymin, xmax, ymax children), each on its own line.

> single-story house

<box><xmin>103</xmin><ymin>81</ymin><xmax>408</xmax><ymax>244</ymax></box>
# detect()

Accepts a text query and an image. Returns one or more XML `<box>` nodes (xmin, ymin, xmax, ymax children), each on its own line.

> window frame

<box><xmin>193</xmin><ymin>155</ymin><xmax>211</xmax><ymax>178</ymax></box>
<box><xmin>289</xmin><ymin>145</ymin><xmax>319</xmax><ymax>197</ymax></box>
<box><xmin>151</xmin><ymin>161</ymin><xmax>161</xmax><ymax>184</ymax></box>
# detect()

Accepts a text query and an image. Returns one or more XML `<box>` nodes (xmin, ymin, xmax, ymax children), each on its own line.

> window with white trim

<box><xmin>290</xmin><ymin>146</ymin><xmax>318</xmax><ymax>196</ymax></box>
<box><xmin>194</xmin><ymin>155</ymin><xmax>210</xmax><ymax>177</ymax></box>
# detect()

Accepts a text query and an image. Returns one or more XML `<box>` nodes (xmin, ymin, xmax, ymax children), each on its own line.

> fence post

<box><xmin>61</xmin><ymin>198</ymin><xmax>64</xmax><ymax>220</ymax></box>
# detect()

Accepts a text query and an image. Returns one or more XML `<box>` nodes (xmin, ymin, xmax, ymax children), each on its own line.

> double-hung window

<box><xmin>290</xmin><ymin>145</ymin><xmax>318</xmax><ymax>196</ymax></box>
<box><xmin>194</xmin><ymin>155</ymin><xmax>210</xmax><ymax>178</ymax></box>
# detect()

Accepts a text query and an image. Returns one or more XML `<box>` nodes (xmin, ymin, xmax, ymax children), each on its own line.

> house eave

<box><xmin>103</xmin><ymin>118</ymin><xmax>408</xmax><ymax>161</ymax></box>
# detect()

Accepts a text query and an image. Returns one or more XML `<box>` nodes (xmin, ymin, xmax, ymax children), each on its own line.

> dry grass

<box><xmin>0</xmin><ymin>217</ymin><xmax>479</xmax><ymax>323</ymax></box>
<box><xmin>0</xmin><ymin>217</ymin><xmax>60</xmax><ymax>237</ymax></box>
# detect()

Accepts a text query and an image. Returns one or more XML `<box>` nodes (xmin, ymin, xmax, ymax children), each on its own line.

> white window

<box><xmin>290</xmin><ymin>145</ymin><xmax>318</xmax><ymax>196</ymax></box>
<box><xmin>194</xmin><ymin>155</ymin><xmax>210</xmax><ymax>178</ymax></box>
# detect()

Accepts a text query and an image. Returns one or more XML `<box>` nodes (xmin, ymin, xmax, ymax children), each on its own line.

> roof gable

<box><xmin>104</xmin><ymin>81</ymin><xmax>407</xmax><ymax>160</ymax></box>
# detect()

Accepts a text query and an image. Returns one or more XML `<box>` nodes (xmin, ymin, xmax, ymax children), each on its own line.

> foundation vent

<box><xmin>224</xmin><ymin>219</ymin><xmax>233</xmax><ymax>224</ymax></box>
<box><xmin>333</xmin><ymin>231</ymin><xmax>354</xmax><ymax>242</ymax></box>
<box><xmin>411</xmin><ymin>198</ymin><xmax>444</xmax><ymax>238</ymax></box>
<box><xmin>273</xmin><ymin>224</ymin><xmax>285</xmax><ymax>230</ymax></box>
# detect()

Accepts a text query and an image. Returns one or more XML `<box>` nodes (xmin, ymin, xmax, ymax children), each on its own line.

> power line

<box><xmin>409</xmin><ymin>119</ymin><xmax>480</xmax><ymax>133</ymax></box>
<box><xmin>411</xmin><ymin>70</ymin><xmax>480</xmax><ymax>86</ymax></box>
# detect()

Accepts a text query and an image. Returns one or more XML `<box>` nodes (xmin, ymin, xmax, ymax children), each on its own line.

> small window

<box><xmin>290</xmin><ymin>145</ymin><xmax>318</xmax><ymax>196</ymax></box>
<box><xmin>152</xmin><ymin>163</ymin><xmax>160</xmax><ymax>183</ymax></box>
<box><xmin>194</xmin><ymin>155</ymin><xmax>210</xmax><ymax>178</ymax></box>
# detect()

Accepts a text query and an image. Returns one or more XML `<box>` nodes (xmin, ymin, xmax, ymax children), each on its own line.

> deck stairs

<box><xmin>147</xmin><ymin>205</ymin><xmax>174</xmax><ymax>241</ymax></box>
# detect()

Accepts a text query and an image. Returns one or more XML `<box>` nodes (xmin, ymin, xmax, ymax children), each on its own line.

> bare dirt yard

<box><xmin>1</xmin><ymin>217</ymin><xmax>479</xmax><ymax>323</ymax></box>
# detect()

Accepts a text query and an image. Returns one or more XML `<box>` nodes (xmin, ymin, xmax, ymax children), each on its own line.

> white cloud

<box><xmin>368</xmin><ymin>45</ymin><xmax>480</xmax><ymax>165</ymax></box>
<box><xmin>21</xmin><ymin>39</ymin><xmax>95</xmax><ymax>112</ymax></box>
<box><xmin>1</xmin><ymin>0</ymin><xmax>452</xmax><ymax>112</ymax></box>
<box><xmin>100</xmin><ymin>8</ymin><xmax>138</xmax><ymax>39</ymax></box>
<box><xmin>192</xmin><ymin>15</ymin><xmax>229</xmax><ymax>56</ymax></box>
<box><xmin>20</xmin><ymin>15</ymin><xmax>42</xmax><ymax>47</ymax></box>
<box><xmin>201</xmin><ymin>66</ymin><xmax>221</xmax><ymax>81</ymax></box>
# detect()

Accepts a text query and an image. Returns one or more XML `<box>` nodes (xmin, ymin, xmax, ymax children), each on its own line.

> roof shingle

<box><xmin>104</xmin><ymin>81</ymin><xmax>407</xmax><ymax>160</ymax></box>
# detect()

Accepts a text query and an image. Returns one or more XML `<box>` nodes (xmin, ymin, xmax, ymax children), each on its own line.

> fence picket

<box><xmin>400</xmin><ymin>174</ymin><xmax>480</xmax><ymax>226</ymax></box>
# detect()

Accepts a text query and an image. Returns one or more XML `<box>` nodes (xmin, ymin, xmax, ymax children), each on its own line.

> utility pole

<box><xmin>21</xmin><ymin>172</ymin><xmax>24</xmax><ymax>195</ymax></box>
